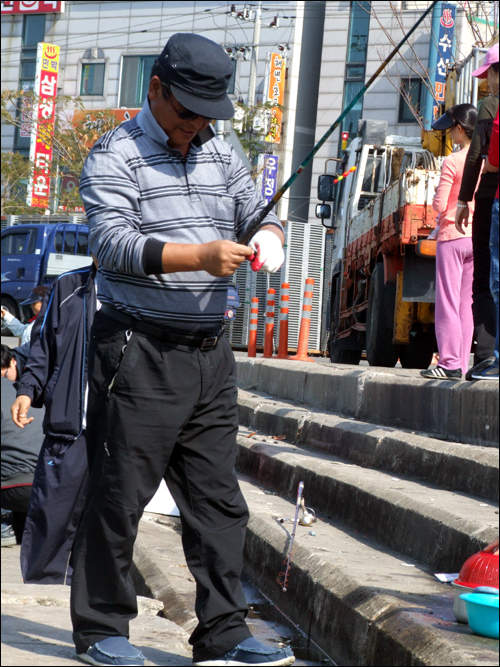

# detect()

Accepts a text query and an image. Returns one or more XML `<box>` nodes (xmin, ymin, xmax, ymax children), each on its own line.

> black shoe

<box><xmin>420</xmin><ymin>366</ymin><xmax>462</xmax><ymax>380</ymax></box>
<box><xmin>466</xmin><ymin>357</ymin><xmax>496</xmax><ymax>381</ymax></box>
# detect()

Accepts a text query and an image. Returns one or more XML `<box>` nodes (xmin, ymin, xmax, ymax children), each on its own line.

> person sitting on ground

<box><xmin>1</xmin><ymin>347</ymin><xmax>44</xmax><ymax>547</ymax></box>
<box><xmin>421</xmin><ymin>104</ymin><xmax>479</xmax><ymax>381</ymax></box>
<box><xmin>1</xmin><ymin>285</ymin><xmax>50</xmax><ymax>347</ymax></box>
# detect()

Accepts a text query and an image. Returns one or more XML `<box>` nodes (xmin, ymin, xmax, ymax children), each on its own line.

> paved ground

<box><xmin>1</xmin><ymin>543</ymin><xmax>193</xmax><ymax>666</ymax></box>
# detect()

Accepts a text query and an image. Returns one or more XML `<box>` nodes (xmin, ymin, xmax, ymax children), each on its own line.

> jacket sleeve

<box><xmin>225</xmin><ymin>144</ymin><xmax>283</xmax><ymax>241</ymax></box>
<box><xmin>458</xmin><ymin>96</ymin><xmax>498</xmax><ymax>202</ymax></box>
<box><xmin>1</xmin><ymin>312</ymin><xmax>29</xmax><ymax>338</ymax></box>
<box><xmin>488</xmin><ymin>109</ymin><xmax>499</xmax><ymax>168</ymax></box>
<box><xmin>15</xmin><ymin>281</ymin><xmax>59</xmax><ymax>407</ymax></box>
<box><xmin>432</xmin><ymin>153</ymin><xmax>456</xmax><ymax>216</ymax></box>
<box><xmin>79</xmin><ymin>139</ymin><xmax>149</xmax><ymax>277</ymax></box>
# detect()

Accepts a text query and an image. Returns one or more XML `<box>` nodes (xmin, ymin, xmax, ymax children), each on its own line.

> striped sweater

<box><xmin>80</xmin><ymin>97</ymin><xmax>282</xmax><ymax>332</ymax></box>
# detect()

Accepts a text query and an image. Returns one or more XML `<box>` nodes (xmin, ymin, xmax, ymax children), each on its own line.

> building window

<box><xmin>120</xmin><ymin>55</ymin><xmax>159</xmax><ymax>107</ymax></box>
<box><xmin>15</xmin><ymin>13</ymin><xmax>46</xmax><ymax>156</ymax></box>
<box><xmin>398</xmin><ymin>78</ymin><xmax>424</xmax><ymax>123</ymax></box>
<box><xmin>341</xmin><ymin>1</ymin><xmax>371</xmax><ymax>149</ymax></box>
<box><xmin>80</xmin><ymin>63</ymin><xmax>106</xmax><ymax>95</ymax></box>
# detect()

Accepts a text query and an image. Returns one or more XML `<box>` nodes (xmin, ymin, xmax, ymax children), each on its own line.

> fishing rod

<box><xmin>239</xmin><ymin>0</ymin><xmax>439</xmax><ymax>253</ymax></box>
<box><xmin>279</xmin><ymin>480</ymin><xmax>304</xmax><ymax>592</ymax></box>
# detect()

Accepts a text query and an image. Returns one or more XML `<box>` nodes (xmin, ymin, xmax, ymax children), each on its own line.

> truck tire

<box><xmin>328</xmin><ymin>342</ymin><xmax>362</xmax><ymax>365</ymax></box>
<box><xmin>1</xmin><ymin>296</ymin><xmax>20</xmax><ymax>337</ymax></box>
<box><xmin>399</xmin><ymin>332</ymin><xmax>436</xmax><ymax>369</ymax></box>
<box><xmin>366</xmin><ymin>264</ymin><xmax>400</xmax><ymax>368</ymax></box>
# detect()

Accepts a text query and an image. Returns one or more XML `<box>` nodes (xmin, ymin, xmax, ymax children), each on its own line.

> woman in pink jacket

<box><xmin>421</xmin><ymin>104</ymin><xmax>478</xmax><ymax>380</ymax></box>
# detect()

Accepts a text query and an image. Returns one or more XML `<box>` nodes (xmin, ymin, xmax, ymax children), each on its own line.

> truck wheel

<box><xmin>399</xmin><ymin>332</ymin><xmax>436</xmax><ymax>369</ymax></box>
<box><xmin>329</xmin><ymin>342</ymin><xmax>362</xmax><ymax>365</ymax></box>
<box><xmin>366</xmin><ymin>264</ymin><xmax>400</xmax><ymax>367</ymax></box>
<box><xmin>1</xmin><ymin>296</ymin><xmax>20</xmax><ymax>337</ymax></box>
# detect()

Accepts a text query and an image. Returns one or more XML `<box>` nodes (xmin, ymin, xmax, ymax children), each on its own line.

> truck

<box><xmin>1</xmin><ymin>215</ymin><xmax>93</xmax><ymax>331</ymax></box>
<box><xmin>316</xmin><ymin>120</ymin><xmax>442</xmax><ymax>369</ymax></box>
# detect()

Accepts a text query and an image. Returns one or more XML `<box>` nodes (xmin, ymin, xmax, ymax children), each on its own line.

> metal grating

<box><xmin>229</xmin><ymin>222</ymin><xmax>326</xmax><ymax>352</ymax></box>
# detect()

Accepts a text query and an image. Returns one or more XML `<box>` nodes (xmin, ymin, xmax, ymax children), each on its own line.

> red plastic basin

<box><xmin>455</xmin><ymin>551</ymin><xmax>499</xmax><ymax>589</ymax></box>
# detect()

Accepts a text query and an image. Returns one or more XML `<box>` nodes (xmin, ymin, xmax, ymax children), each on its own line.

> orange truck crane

<box><xmin>316</xmin><ymin>120</ymin><xmax>442</xmax><ymax>369</ymax></box>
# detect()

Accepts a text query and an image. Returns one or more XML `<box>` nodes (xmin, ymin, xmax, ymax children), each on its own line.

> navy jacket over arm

<box><xmin>15</xmin><ymin>265</ymin><xmax>98</xmax><ymax>441</ymax></box>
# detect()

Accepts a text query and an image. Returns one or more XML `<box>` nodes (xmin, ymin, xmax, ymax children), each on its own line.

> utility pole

<box><xmin>247</xmin><ymin>0</ymin><xmax>262</xmax><ymax>107</ymax></box>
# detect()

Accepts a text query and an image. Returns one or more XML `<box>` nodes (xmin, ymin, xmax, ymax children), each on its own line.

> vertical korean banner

<box><xmin>424</xmin><ymin>2</ymin><xmax>456</xmax><ymax>126</ymax></box>
<box><xmin>257</xmin><ymin>154</ymin><xmax>279</xmax><ymax>204</ymax></box>
<box><xmin>26</xmin><ymin>42</ymin><xmax>60</xmax><ymax>209</ymax></box>
<box><xmin>265</xmin><ymin>53</ymin><xmax>285</xmax><ymax>144</ymax></box>
<box><xmin>432</xmin><ymin>3</ymin><xmax>456</xmax><ymax>121</ymax></box>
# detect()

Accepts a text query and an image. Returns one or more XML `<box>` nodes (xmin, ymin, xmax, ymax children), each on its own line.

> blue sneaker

<box><xmin>193</xmin><ymin>637</ymin><xmax>295</xmax><ymax>666</ymax></box>
<box><xmin>1</xmin><ymin>522</ymin><xmax>16</xmax><ymax>547</ymax></box>
<box><xmin>471</xmin><ymin>363</ymin><xmax>499</xmax><ymax>381</ymax></box>
<box><xmin>77</xmin><ymin>637</ymin><xmax>145</xmax><ymax>666</ymax></box>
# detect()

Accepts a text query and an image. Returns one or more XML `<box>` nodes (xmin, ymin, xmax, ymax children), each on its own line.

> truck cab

<box><xmin>1</xmin><ymin>215</ymin><xmax>92</xmax><ymax>323</ymax></box>
<box><xmin>316</xmin><ymin>120</ymin><xmax>441</xmax><ymax>369</ymax></box>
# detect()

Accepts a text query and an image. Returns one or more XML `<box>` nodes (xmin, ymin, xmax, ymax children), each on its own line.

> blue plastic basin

<box><xmin>460</xmin><ymin>592</ymin><xmax>499</xmax><ymax>639</ymax></box>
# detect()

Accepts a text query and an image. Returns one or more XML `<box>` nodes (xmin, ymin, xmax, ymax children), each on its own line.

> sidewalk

<box><xmin>1</xmin><ymin>542</ymin><xmax>192</xmax><ymax>666</ymax></box>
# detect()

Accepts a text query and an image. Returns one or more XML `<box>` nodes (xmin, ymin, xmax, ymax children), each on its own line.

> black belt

<box><xmin>100</xmin><ymin>304</ymin><xmax>224</xmax><ymax>351</ymax></box>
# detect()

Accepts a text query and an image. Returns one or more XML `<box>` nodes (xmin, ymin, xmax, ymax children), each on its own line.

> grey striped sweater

<box><xmin>80</xmin><ymin>97</ymin><xmax>282</xmax><ymax>332</ymax></box>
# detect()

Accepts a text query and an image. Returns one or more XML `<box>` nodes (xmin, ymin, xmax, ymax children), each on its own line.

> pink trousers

<box><xmin>435</xmin><ymin>237</ymin><xmax>474</xmax><ymax>372</ymax></box>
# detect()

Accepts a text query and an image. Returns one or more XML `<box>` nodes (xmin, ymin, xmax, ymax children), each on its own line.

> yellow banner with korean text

<box><xmin>265</xmin><ymin>53</ymin><xmax>285</xmax><ymax>144</ymax></box>
<box><xmin>26</xmin><ymin>42</ymin><xmax>60</xmax><ymax>209</ymax></box>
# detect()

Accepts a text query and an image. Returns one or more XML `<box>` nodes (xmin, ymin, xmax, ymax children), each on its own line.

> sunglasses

<box><xmin>161</xmin><ymin>83</ymin><xmax>213</xmax><ymax>123</ymax></box>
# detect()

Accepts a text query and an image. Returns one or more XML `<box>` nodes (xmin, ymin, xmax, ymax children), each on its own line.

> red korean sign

<box><xmin>26</xmin><ymin>42</ymin><xmax>60</xmax><ymax>209</ymax></box>
<box><xmin>1</xmin><ymin>1</ymin><xmax>64</xmax><ymax>14</ymax></box>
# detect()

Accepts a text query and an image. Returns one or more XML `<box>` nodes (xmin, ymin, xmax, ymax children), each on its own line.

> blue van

<box><xmin>1</xmin><ymin>216</ymin><xmax>92</xmax><ymax>323</ymax></box>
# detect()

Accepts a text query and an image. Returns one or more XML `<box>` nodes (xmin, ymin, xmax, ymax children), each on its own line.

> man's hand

<box><xmin>11</xmin><ymin>395</ymin><xmax>34</xmax><ymax>428</ymax></box>
<box><xmin>455</xmin><ymin>202</ymin><xmax>470</xmax><ymax>235</ymax></box>
<box><xmin>249</xmin><ymin>229</ymin><xmax>285</xmax><ymax>273</ymax></box>
<box><xmin>1</xmin><ymin>307</ymin><xmax>7</xmax><ymax>319</ymax></box>
<box><xmin>197</xmin><ymin>240</ymin><xmax>254</xmax><ymax>277</ymax></box>
<box><xmin>483</xmin><ymin>536</ymin><xmax>499</xmax><ymax>555</ymax></box>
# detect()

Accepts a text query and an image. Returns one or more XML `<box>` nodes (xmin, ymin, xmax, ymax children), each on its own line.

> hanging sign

<box><xmin>26</xmin><ymin>42</ymin><xmax>60</xmax><ymax>209</ymax></box>
<box><xmin>265</xmin><ymin>53</ymin><xmax>285</xmax><ymax>144</ymax></box>
<box><xmin>1</xmin><ymin>1</ymin><xmax>65</xmax><ymax>14</ymax></box>
<box><xmin>432</xmin><ymin>3</ymin><xmax>456</xmax><ymax>121</ymax></box>
<box><xmin>259</xmin><ymin>154</ymin><xmax>279</xmax><ymax>204</ymax></box>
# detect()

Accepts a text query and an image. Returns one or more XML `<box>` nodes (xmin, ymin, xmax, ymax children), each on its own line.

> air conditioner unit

<box><xmin>228</xmin><ymin>222</ymin><xmax>327</xmax><ymax>353</ymax></box>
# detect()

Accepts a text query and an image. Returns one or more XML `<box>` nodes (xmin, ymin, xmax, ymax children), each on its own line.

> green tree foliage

<box><xmin>231</xmin><ymin>100</ymin><xmax>283</xmax><ymax>179</ymax></box>
<box><xmin>1</xmin><ymin>89</ymin><xmax>119</xmax><ymax>216</ymax></box>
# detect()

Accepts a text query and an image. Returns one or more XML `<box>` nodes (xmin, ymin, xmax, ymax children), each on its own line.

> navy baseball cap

<box><xmin>155</xmin><ymin>33</ymin><xmax>235</xmax><ymax>120</ymax></box>
<box><xmin>20</xmin><ymin>290</ymin><xmax>44</xmax><ymax>306</ymax></box>
<box><xmin>432</xmin><ymin>109</ymin><xmax>456</xmax><ymax>131</ymax></box>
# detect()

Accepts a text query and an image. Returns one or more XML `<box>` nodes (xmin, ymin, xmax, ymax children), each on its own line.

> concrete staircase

<box><xmin>235</xmin><ymin>358</ymin><xmax>499</xmax><ymax>666</ymax></box>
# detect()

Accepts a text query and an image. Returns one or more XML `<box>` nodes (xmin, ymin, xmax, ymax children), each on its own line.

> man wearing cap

<box><xmin>1</xmin><ymin>285</ymin><xmax>50</xmax><ymax>347</ymax></box>
<box><xmin>70</xmin><ymin>33</ymin><xmax>293</xmax><ymax>667</ymax></box>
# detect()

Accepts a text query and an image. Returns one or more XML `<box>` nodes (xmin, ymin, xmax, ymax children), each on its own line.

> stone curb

<box><xmin>236</xmin><ymin>433</ymin><xmax>498</xmax><ymax>573</ymax></box>
<box><xmin>240</xmin><ymin>482</ymin><xmax>499</xmax><ymax>667</ymax></box>
<box><xmin>238</xmin><ymin>390</ymin><xmax>499</xmax><ymax>502</ymax></box>
<box><xmin>235</xmin><ymin>358</ymin><xmax>499</xmax><ymax>447</ymax></box>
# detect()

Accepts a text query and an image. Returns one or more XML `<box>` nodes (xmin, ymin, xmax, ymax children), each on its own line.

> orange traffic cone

<box><xmin>276</xmin><ymin>283</ymin><xmax>290</xmax><ymax>359</ymax></box>
<box><xmin>263</xmin><ymin>288</ymin><xmax>276</xmax><ymax>358</ymax></box>
<box><xmin>248</xmin><ymin>297</ymin><xmax>258</xmax><ymax>357</ymax></box>
<box><xmin>289</xmin><ymin>278</ymin><xmax>315</xmax><ymax>362</ymax></box>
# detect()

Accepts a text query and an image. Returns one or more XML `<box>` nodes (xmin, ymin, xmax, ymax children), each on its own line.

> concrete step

<box><xmin>238</xmin><ymin>389</ymin><xmax>499</xmax><ymax>502</ymax></box>
<box><xmin>236</xmin><ymin>427</ymin><xmax>499</xmax><ymax>573</ymax></box>
<box><xmin>235</xmin><ymin>358</ymin><xmax>499</xmax><ymax>447</ymax></box>
<box><xmin>239</xmin><ymin>474</ymin><xmax>499</xmax><ymax>667</ymax></box>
